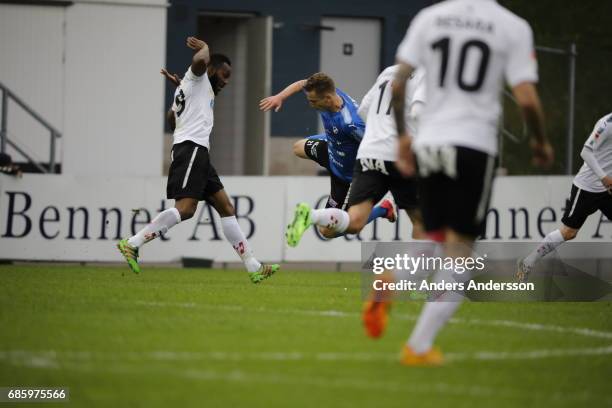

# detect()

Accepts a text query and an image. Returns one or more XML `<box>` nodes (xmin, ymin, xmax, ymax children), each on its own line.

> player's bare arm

<box><xmin>259</xmin><ymin>79</ymin><xmax>307</xmax><ymax>112</ymax></box>
<box><xmin>160</xmin><ymin>69</ymin><xmax>181</xmax><ymax>130</ymax></box>
<box><xmin>186</xmin><ymin>36</ymin><xmax>206</xmax><ymax>51</ymax></box>
<box><xmin>161</xmin><ymin>68</ymin><xmax>181</xmax><ymax>87</ymax></box>
<box><xmin>190</xmin><ymin>36</ymin><xmax>210</xmax><ymax>77</ymax></box>
<box><xmin>512</xmin><ymin>82</ymin><xmax>553</xmax><ymax>168</ymax></box>
<box><xmin>391</xmin><ymin>62</ymin><xmax>416</xmax><ymax>176</ymax></box>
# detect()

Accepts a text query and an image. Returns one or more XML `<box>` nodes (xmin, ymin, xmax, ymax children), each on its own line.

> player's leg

<box><xmin>363</xmin><ymin>167</ymin><xmax>423</xmax><ymax>339</ymax></box>
<box><xmin>402</xmin><ymin>147</ymin><xmax>494</xmax><ymax>366</ymax></box>
<box><xmin>206</xmin><ymin>184</ymin><xmax>279</xmax><ymax>284</ymax></box>
<box><xmin>288</xmin><ymin>160</ymin><xmax>395</xmax><ymax>244</ymax></box>
<box><xmin>297</xmin><ymin>134</ymin><xmax>327</xmax><ymax>162</ymax></box>
<box><xmin>117</xmin><ymin>141</ymin><xmax>205</xmax><ymax>274</ymax></box>
<box><xmin>317</xmin><ymin>199</ymin><xmax>395</xmax><ymax>239</ymax></box>
<box><xmin>292</xmin><ymin>139</ymin><xmax>309</xmax><ymax>159</ymax></box>
<box><xmin>123</xmin><ymin>198</ymin><xmax>191</xmax><ymax>248</ymax></box>
<box><xmin>518</xmin><ymin>184</ymin><xmax>595</xmax><ymax>282</ymax></box>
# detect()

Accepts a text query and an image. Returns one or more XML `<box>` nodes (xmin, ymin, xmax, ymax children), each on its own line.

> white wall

<box><xmin>62</xmin><ymin>1</ymin><xmax>167</xmax><ymax>177</ymax></box>
<box><xmin>0</xmin><ymin>4</ymin><xmax>65</xmax><ymax>164</ymax></box>
<box><xmin>0</xmin><ymin>1</ymin><xmax>167</xmax><ymax>176</ymax></box>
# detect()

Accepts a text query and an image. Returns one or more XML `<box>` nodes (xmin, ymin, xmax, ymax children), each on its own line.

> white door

<box><xmin>320</xmin><ymin>17</ymin><xmax>381</xmax><ymax>104</ymax></box>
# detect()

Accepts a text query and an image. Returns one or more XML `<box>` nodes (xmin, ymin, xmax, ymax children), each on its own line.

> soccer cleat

<box><xmin>363</xmin><ymin>272</ymin><xmax>394</xmax><ymax>338</ymax></box>
<box><xmin>379</xmin><ymin>199</ymin><xmax>397</xmax><ymax>223</ymax></box>
<box><xmin>516</xmin><ymin>258</ymin><xmax>532</xmax><ymax>283</ymax></box>
<box><xmin>400</xmin><ymin>345</ymin><xmax>444</xmax><ymax>366</ymax></box>
<box><xmin>285</xmin><ymin>202</ymin><xmax>312</xmax><ymax>247</ymax></box>
<box><xmin>362</xmin><ymin>300</ymin><xmax>391</xmax><ymax>338</ymax></box>
<box><xmin>249</xmin><ymin>264</ymin><xmax>280</xmax><ymax>284</ymax></box>
<box><xmin>116</xmin><ymin>239</ymin><xmax>141</xmax><ymax>274</ymax></box>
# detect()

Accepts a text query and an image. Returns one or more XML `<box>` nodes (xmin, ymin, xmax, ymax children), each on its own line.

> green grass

<box><xmin>0</xmin><ymin>265</ymin><xmax>610</xmax><ymax>407</ymax></box>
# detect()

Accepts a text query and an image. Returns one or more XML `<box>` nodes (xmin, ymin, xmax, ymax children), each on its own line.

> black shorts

<box><xmin>347</xmin><ymin>158</ymin><xmax>418</xmax><ymax>210</ymax></box>
<box><xmin>167</xmin><ymin>140</ymin><xmax>224</xmax><ymax>201</ymax></box>
<box><xmin>561</xmin><ymin>184</ymin><xmax>612</xmax><ymax>229</ymax></box>
<box><xmin>415</xmin><ymin>145</ymin><xmax>496</xmax><ymax>238</ymax></box>
<box><xmin>304</xmin><ymin>138</ymin><xmax>351</xmax><ymax>209</ymax></box>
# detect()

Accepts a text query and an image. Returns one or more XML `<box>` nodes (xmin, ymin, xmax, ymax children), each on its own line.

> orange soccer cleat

<box><xmin>400</xmin><ymin>345</ymin><xmax>444</xmax><ymax>366</ymax></box>
<box><xmin>362</xmin><ymin>271</ymin><xmax>394</xmax><ymax>339</ymax></box>
<box><xmin>362</xmin><ymin>299</ymin><xmax>392</xmax><ymax>338</ymax></box>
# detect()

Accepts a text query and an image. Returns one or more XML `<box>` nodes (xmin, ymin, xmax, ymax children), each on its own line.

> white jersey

<box><xmin>171</xmin><ymin>67</ymin><xmax>215</xmax><ymax>149</ymax></box>
<box><xmin>573</xmin><ymin>114</ymin><xmax>612</xmax><ymax>193</ymax></box>
<box><xmin>357</xmin><ymin>66</ymin><xmax>426</xmax><ymax>161</ymax></box>
<box><xmin>396</xmin><ymin>0</ymin><xmax>538</xmax><ymax>156</ymax></box>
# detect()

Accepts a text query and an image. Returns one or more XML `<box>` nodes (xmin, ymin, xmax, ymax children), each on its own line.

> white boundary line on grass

<box><xmin>2</xmin><ymin>346</ymin><xmax>612</xmax><ymax>366</ymax></box>
<box><xmin>131</xmin><ymin>300</ymin><xmax>612</xmax><ymax>340</ymax></box>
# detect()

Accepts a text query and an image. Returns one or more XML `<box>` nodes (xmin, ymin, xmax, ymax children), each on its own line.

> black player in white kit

<box><xmin>391</xmin><ymin>0</ymin><xmax>554</xmax><ymax>365</ymax></box>
<box><xmin>518</xmin><ymin>113</ymin><xmax>612</xmax><ymax>281</ymax></box>
<box><xmin>117</xmin><ymin>37</ymin><xmax>279</xmax><ymax>283</ymax></box>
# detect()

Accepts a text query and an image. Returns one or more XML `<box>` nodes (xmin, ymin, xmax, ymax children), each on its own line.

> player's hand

<box><xmin>160</xmin><ymin>68</ymin><xmax>181</xmax><ymax>87</ymax></box>
<box><xmin>601</xmin><ymin>175</ymin><xmax>612</xmax><ymax>195</ymax></box>
<box><xmin>397</xmin><ymin>134</ymin><xmax>416</xmax><ymax>177</ymax></box>
<box><xmin>259</xmin><ymin>95</ymin><xmax>283</xmax><ymax>112</ymax></box>
<box><xmin>530</xmin><ymin>139</ymin><xmax>554</xmax><ymax>169</ymax></box>
<box><xmin>186</xmin><ymin>36</ymin><xmax>207</xmax><ymax>51</ymax></box>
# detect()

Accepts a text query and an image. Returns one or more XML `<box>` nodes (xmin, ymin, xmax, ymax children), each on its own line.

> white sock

<box><xmin>408</xmin><ymin>300</ymin><xmax>461</xmax><ymax>354</ymax></box>
<box><xmin>311</xmin><ymin>208</ymin><xmax>350</xmax><ymax>234</ymax></box>
<box><xmin>523</xmin><ymin>229</ymin><xmax>565</xmax><ymax>267</ymax></box>
<box><xmin>221</xmin><ymin>216</ymin><xmax>261</xmax><ymax>273</ymax></box>
<box><xmin>128</xmin><ymin>207</ymin><xmax>181</xmax><ymax>248</ymax></box>
<box><xmin>407</xmin><ymin>260</ymin><xmax>464</xmax><ymax>354</ymax></box>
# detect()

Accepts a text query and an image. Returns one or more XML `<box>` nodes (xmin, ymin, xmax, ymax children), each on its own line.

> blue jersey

<box><xmin>309</xmin><ymin>88</ymin><xmax>365</xmax><ymax>183</ymax></box>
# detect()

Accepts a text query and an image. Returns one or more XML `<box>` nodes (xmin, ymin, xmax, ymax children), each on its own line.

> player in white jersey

<box><xmin>116</xmin><ymin>37</ymin><xmax>279</xmax><ymax>283</ymax></box>
<box><xmin>391</xmin><ymin>0</ymin><xmax>553</xmax><ymax>365</ymax></box>
<box><xmin>518</xmin><ymin>113</ymin><xmax>612</xmax><ymax>281</ymax></box>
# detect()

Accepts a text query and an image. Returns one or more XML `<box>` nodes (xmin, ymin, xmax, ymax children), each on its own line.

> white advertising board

<box><xmin>0</xmin><ymin>175</ymin><xmax>610</xmax><ymax>263</ymax></box>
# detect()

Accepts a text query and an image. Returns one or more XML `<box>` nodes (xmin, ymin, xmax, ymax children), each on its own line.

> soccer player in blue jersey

<box><xmin>260</xmin><ymin>73</ymin><xmax>395</xmax><ymax>242</ymax></box>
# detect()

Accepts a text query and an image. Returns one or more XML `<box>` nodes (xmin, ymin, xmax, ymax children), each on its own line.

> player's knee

<box><xmin>560</xmin><ymin>225</ymin><xmax>577</xmax><ymax>241</ymax></box>
<box><xmin>293</xmin><ymin>140</ymin><xmax>306</xmax><ymax>158</ymax></box>
<box><xmin>177</xmin><ymin>204</ymin><xmax>197</xmax><ymax>220</ymax></box>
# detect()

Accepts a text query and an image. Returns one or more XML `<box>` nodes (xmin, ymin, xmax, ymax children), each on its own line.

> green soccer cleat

<box><xmin>116</xmin><ymin>239</ymin><xmax>141</xmax><ymax>274</ymax></box>
<box><xmin>285</xmin><ymin>202</ymin><xmax>312</xmax><ymax>248</ymax></box>
<box><xmin>249</xmin><ymin>264</ymin><xmax>280</xmax><ymax>284</ymax></box>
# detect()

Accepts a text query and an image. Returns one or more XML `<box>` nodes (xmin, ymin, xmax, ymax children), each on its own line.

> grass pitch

<box><xmin>0</xmin><ymin>265</ymin><xmax>610</xmax><ymax>407</ymax></box>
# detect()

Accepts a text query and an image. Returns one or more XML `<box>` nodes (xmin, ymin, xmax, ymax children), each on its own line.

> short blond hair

<box><xmin>304</xmin><ymin>72</ymin><xmax>335</xmax><ymax>95</ymax></box>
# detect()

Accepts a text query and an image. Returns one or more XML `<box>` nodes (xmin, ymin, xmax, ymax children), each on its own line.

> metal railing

<box><xmin>0</xmin><ymin>81</ymin><xmax>62</xmax><ymax>173</ymax></box>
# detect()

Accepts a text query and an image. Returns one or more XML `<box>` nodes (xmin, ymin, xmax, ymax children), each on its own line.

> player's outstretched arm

<box><xmin>189</xmin><ymin>36</ymin><xmax>210</xmax><ymax>77</ymax></box>
<box><xmin>259</xmin><ymin>79</ymin><xmax>307</xmax><ymax>112</ymax></box>
<box><xmin>186</xmin><ymin>36</ymin><xmax>207</xmax><ymax>51</ymax></box>
<box><xmin>160</xmin><ymin>68</ymin><xmax>181</xmax><ymax>87</ymax></box>
<box><xmin>392</xmin><ymin>62</ymin><xmax>416</xmax><ymax>176</ymax></box>
<box><xmin>512</xmin><ymin>82</ymin><xmax>553</xmax><ymax>169</ymax></box>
